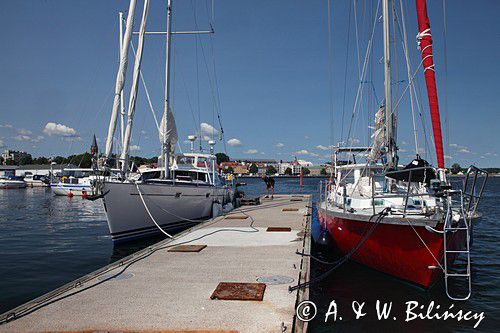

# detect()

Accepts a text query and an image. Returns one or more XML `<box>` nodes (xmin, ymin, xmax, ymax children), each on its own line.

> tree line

<box><xmin>0</xmin><ymin>152</ymin><xmax>158</xmax><ymax>169</ymax></box>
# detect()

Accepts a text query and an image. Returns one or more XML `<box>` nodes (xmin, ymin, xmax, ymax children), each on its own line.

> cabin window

<box><xmin>141</xmin><ymin>171</ymin><xmax>161</xmax><ymax>180</ymax></box>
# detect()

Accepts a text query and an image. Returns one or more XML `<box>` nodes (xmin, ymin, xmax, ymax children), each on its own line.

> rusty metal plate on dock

<box><xmin>266</xmin><ymin>227</ymin><xmax>292</xmax><ymax>232</ymax></box>
<box><xmin>210</xmin><ymin>282</ymin><xmax>266</xmax><ymax>301</ymax></box>
<box><xmin>290</xmin><ymin>198</ymin><xmax>303</xmax><ymax>202</ymax></box>
<box><xmin>168</xmin><ymin>245</ymin><xmax>207</xmax><ymax>252</ymax></box>
<box><xmin>282</xmin><ymin>208</ymin><xmax>299</xmax><ymax>212</ymax></box>
<box><xmin>225</xmin><ymin>215</ymin><xmax>248</xmax><ymax>220</ymax></box>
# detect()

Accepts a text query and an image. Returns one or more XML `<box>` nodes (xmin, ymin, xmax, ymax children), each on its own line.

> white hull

<box><xmin>102</xmin><ymin>181</ymin><xmax>231</xmax><ymax>242</ymax></box>
<box><xmin>0</xmin><ymin>180</ymin><xmax>27</xmax><ymax>189</ymax></box>
<box><xmin>51</xmin><ymin>184</ymin><xmax>93</xmax><ymax>196</ymax></box>
<box><xmin>25</xmin><ymin>180</ymin><xmax>49</xmax><ymax>187</ymax></box>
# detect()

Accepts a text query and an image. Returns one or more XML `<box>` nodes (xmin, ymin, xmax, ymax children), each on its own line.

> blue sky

<box><xmin>0</xmin><ymin>0</ymin><xmax>499</xmax><ymax>167</ymax></box>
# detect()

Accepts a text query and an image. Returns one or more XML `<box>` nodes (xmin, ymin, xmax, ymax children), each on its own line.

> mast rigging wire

<box><xmin>339</xmin><ymin>0</ymin><xmax>353</xmax><ymax>146</ymax></box>
<box><xmin>327</xmin><ymin>0</ymin><xmax>334</xmax><ymax>163</ymax></box>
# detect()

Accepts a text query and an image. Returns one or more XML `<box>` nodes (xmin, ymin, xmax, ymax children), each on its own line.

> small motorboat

<box><xmin>0</xmin><ymin>176</ymin><xmax>27</xmax><ymax>189</ymax></box>
<box><xmin>24</xmin><ymin>174</ymin><xmax>49</xmax><ymax>187</ymax></box>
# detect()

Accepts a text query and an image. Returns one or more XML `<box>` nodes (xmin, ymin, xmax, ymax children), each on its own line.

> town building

<box><xmin>2</xmin><ymin>150</ymin><xmax>32</xmax><ymax>165</ymax></box>
<box><xmin>278</xmin><ymin>161</ymin><xmax>302</xmax><ymax>175</ymax></box>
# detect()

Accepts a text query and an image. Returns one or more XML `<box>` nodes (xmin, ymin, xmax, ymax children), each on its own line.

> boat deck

<box><xmin>0</xmin><ymin>194</ymin><xmax>311</xmax><ymax>333</ymax></box>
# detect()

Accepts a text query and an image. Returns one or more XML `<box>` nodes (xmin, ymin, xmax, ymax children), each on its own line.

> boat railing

<box><xmin>463</xmin><ymin>165</ymin><xmax>488</xmax><ymax>217</ymax></box>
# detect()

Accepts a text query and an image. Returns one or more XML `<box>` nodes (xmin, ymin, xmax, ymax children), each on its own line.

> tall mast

<box><xmin>105</xmin><ymin>0</ymin><xmax>137</xmax><ymax>162</ymax></box>
<box><xmin>382</xmin><ymin>0</ymin><xmax>396</xmax><ymax>168</ymax></box>
<box><xmin>416</xmin><ymin>0</ymin><xmax>445</xmax><ymax>169</ymax></box>
<box><xmin>162</xmin><ymin>0</ymin><xmax>173</xmax><ymax>179</ymax></box>
<box><xmin>119</xmin><ymin>11</ymin><xmax>125</xmax><ymax>151</ymax></box>
<box><xmin>120</xmin><ymin>0</ymin><xmax>150</xmax><ymax>172</ymax></box>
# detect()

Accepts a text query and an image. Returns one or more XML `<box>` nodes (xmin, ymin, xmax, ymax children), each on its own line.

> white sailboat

<box><xmin>101</xmin><ymin>0</ymin><xmax>232</xmax><ymax>242</ymax></box>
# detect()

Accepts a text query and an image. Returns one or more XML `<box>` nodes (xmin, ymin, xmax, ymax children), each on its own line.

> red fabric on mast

<box><xmin>415</xmin><ymin>0</ymin><xmax>445</xmax><ymax>168</ymax></box>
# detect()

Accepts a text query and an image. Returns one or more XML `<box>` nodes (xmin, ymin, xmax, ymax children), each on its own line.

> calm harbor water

<box><xmin>0</xmin><ymin>177</ymin><xmax>498</xmax><ymax>331</ymax></box>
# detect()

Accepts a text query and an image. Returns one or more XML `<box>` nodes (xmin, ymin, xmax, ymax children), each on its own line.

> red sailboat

<box><xmin>317</xmin><ymin>0</ymin><xmax>487</xmax><ymax>300</ymax></box>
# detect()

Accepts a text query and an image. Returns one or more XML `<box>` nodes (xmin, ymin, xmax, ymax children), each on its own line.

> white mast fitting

<box><xmin>105</xmin><ymin>0</ymin><xmax>137</xmax><ymax>162</ymax></box>
<box><xmin>382</xmin><ymin>0</ymin><xmax>395</xmax><ymax>167</ymax></box>
<box><xmin>120</xmin><ymin>0</ymin><xmax>151</xmax><ymax>172</ymax></box>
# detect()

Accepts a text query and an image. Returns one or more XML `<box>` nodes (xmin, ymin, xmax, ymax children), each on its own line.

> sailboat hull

<box><xmin>102</xmin><ymin>181</ymin><xmax>230</xmax><ymax>242</ymax></box>
<box><xmin>317</xmin><ymin>206</ymin><xmax>465</xmax><ymax>288</ymax></box>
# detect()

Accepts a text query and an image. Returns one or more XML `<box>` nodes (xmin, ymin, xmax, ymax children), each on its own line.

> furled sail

<box><xmin>415</xmin><ymin>0</ymin><xmax>445</xmax><ymax>168</ymax></box>
<box><xmin>159</xmin><ymin>108</ymin><xmax>178</xmax><ymax>154</ymax></box>
<box><xmin>368</xmin><ymin>105</ymin><xmax>386</xmax><ymax>161</ymax></box>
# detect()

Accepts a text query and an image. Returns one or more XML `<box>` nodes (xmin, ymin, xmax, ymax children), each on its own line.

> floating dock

<box><xmin>1</xmin><ymin>194</ymin><xmax>311</xmax><ymax>333</ymax></box>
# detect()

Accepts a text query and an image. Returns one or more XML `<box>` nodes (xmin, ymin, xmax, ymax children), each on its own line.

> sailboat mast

<box><xmin>382</xmin><ymin>0</ymin><xmax>396</xmax><ymax>168</ymax></box>
<box><xmin>120</xmin><ymin>0</ymin><xmax>151</xmax><ymax>172</ymax></box>
<box><xmin>162</xmin><ymin>0</ymin><xmax>173</xmax><ymax>179</ymax></box>
<box><xmin>119</xmin><ymin>11</ymin><xmax>125</xmax><ymax>151</ymax></box>
<box><xmin>105</xmin><ymin>0</ymin><xmax>137</xmax><ymax>162</ymax></box>
<box><xmin>416</xmin><ymin>0</ymin><xmax>445</xmax><ymax>169</ymax></box>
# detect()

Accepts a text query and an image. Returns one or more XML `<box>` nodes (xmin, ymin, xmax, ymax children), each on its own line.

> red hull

<box><xmin>318</xmin><ymin>208</ymin><xmax>463</xmax><ymax>288</ymax></box>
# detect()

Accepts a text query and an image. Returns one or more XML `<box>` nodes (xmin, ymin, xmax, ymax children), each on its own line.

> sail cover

<box><xmin>368</xmin><ymin>105</ymin><xmax>386</xmax><ymax>161</ymax></box>
<box><xmin>159</xmin><ymin>108</ymin><xmax>178</xmax><ymax>154</ymax></box>
<box><xmin>416</xmin><ymin>0</ymin><xmax>445</xmax><ymax>168</ymax></box>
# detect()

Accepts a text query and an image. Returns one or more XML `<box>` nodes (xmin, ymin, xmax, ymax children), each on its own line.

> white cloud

<box><xmin>316</xmin><ymin>145</ymin><xmax>331</xmax><ymax>151</ymax></box>
<box><xmin>310</xmin><ymin>152</ymin><xmax>320</xmax><ymax>157</ymax></box>
<box><xmin>227</xmin><ymin>138</ymin><xmax>242</xmax><ymax>147</ymax></box>
<box><xmin>449</xmin><ymin>143</ymin><xmax>459</xmax><ymax>148</ymax></box>
<box><xmin>275</xmin><ymin>142</ymin><xmax>285</xmax><ymax>148</ymax></box>
<box><xmin>294</xmin><ymin>149</ymin><xmax>309</xmax><ymax>155</ymax></box>
<box><xmin>130</xmin><ymin>145</ymin><xmax>141</xmax><ymax>151</ymax></box>
<box><xmin>304</xmin><ymin>135</ymin><xmax>310</xmax><ymax>139</ymax></box>
<box><xmin>0</xmin><ymin>124</ymin><xmax>13</xmax><ymax>129</ymax></box>
<box><xmin>18</xmin><ymin>129</ymin><xmax>32</xmax><ymax>135</ymax></box>
<box><xmin>444</xmin><ymin>155</ymin><xmax>452</xmax><ymax>160</ymax></box>
<box><xmin>0</xmin><ymin>139</ymin><xmax>4</xmax><ymax>148</ymax></box>
<box><xmin>14</xmin><ymin>134</ymin><xmax>44</xmax><ymax>143</ymax></box>
<box><xmin>244</xmin><ymin>149</ymin><xmax>258</xmax><ymax>154</ymax></box>
<box><xmin>14</xmin><ymin>135</ymin><xmax>32</xmax><ymax>142</ymax></box>
<box><xmin>43</xmin><ymin>122</ymin><xmax>77</xmax><ymax>137</ymax></box>
<box><xmin>200</xmin><ymin>123</ymin><xmax>218</xmax><ymax>136</ymax></box>
<box><xmin>458</xmin><ymin>148</ymin><xmax>471</xmax><ymax>153</ymax></box>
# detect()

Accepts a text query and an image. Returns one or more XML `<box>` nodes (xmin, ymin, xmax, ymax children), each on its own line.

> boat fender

<box><xmin>82</xmin><ymin>190</ymin><xmax>87</xmax><ymax>200</ymax></box>
<box><xmin>67</xmin><ymin>191</ymin><xmax>74</xmax><ymax>198</ymax></box>
<box><xmin>316</xmin><ymin>227</ymin><xmax>332</xmax><ymax>248</ymax></box>
<box><xmin>212</xmin><ymin>202</ymin><xmax>223</xmax><ymax>218</ymax></box>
